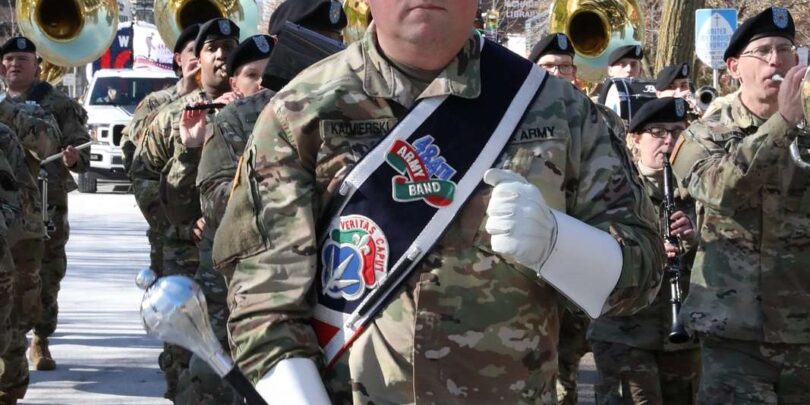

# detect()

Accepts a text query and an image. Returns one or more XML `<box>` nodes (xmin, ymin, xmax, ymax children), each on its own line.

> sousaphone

<box><xmin>153</xmin><ymin>0</ymin><xmax>260</xmax><ymax>49</ymax></box>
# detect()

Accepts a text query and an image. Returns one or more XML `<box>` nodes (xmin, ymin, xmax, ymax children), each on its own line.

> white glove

<box><xmin>484</xmin><ymin>168</ymin><xmax>557</xmax><ymax>272</ymax></box>
<box><xmin>255</xmin><ymin>358</ymin><xmax>330</xmax><ymax>405</ymax></box>
<box><xmin>483</xmin><ymin>168</ymin><xmax>623</xmax><ymax>318</ymax></box>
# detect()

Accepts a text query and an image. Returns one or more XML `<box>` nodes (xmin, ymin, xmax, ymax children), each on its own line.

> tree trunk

<box><xmin>655</xmin><ymin>0</ymin><xmax>706</xmax><ymax>75</ymax></box>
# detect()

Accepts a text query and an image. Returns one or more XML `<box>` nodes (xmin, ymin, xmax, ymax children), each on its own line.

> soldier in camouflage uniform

<box><xmin>138</xmin><ymin>18</ymin><xmax>241</xmax><ymax>404</ymax></box>
<box><xmin>589</xmin><ymin>98</ymin><xmax>701</xmax><ymax>405</ymax></box>
<box><xmin>671</xmin><ymin>7</ymin><xmax>810</xmax><ymax>403</ymax></box>
<box><xmin>529</xmin><ymin>32</ymin><xmax>633</xmax><ymax>405</ymax></box>
<box><xmin>0</xmin><ymin>121</ymin><xmax>26</xmax><ymax>398</ymax></box>
<box><xmin>0</xmin><ymin>56</ymin><xmax>62</xmax><ymax>402</ymax></box>
<box><xmin>213</xmin><ymin>1</ymin><xmax>664</xmax><ymax>402</ymax></box>
<box><xmin>1</xmin><ymin>36</ymin><xmax>90</xmax><ymax>374</ymax></box>
<box><xmin>124</xmin><ymin>24</ymin><xmax>200</xmax><ymax>282</ymax></box>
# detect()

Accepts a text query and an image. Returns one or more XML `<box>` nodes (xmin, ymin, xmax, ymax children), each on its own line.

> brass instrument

<box><xmin>16</xmin><ymin>0</ymin><xmax>119</xmax><ymax>68</ymax></box>
<box><xmin>343</xmin><ymin>0</ymin><xmax>370</xmax><ymax>45</ymax></box>
<box><xmin>773</xmin><ymin>72</ymin><xmax>810</xmax><ymax>170</ymax></box>
<box><xmin>694</xmin><ymin>86</ymin><xmax>718</xmax><ymax>114</ymax></box>
<box><xmin>154</xmin><ymin>0</ymin><xmax>260</xmax><ymax>50</ymax></box>
<box><xmin>548</xmin><ymin>0</ymin><xmax>646</xmax><ymax>83</ymax></box>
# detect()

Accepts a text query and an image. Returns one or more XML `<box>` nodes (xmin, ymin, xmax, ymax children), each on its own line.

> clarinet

<box><xmin>662</xmin><ymin>153</ymin><xmax>690</xmax><ymax>344</ymax></box>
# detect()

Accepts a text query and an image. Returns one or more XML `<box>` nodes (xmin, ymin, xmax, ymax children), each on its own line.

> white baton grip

<box><xmin>255</xmin><ymin>358</ymin><xmax>331</xmax><ymax>405</ymax></box>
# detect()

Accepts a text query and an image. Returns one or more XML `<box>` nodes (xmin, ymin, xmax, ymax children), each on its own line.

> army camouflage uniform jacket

<box><xmin>213</xmin><ymin>29</ymin><xmax>664</xmax><ymax>403</ymax></box>
<box><xmin>671</xmin><ymin>93</ymin><xmax>810</xmax><ymax>344</ymax></box>
<box><xmin>123</xmin><ymin>81</ymin><xmax>181</xmax><ymax>173</ymax></box>
<box><xmin>136</xmin><ymin>91</ymin><xmax>209</xmax><ymax>238</ymax></box>
<box><xmin>589</xmin><ymin>164</ymin><xmax>699</xmax><ymax>351</ymax></box>
<box><xmin>0</xmin><ymin>123</ymin><xmax>27</xmax><ymax>242</ymax></box>
<box><xmin>0</xmin><ymin>99</ymin><xmax>60</xmax><ymax>243</ymax></box>
<box><xmin>10</xmin><ymin>80</ymin><xmax>89</xmax><ymax>200</ymax></box>
<box><xmin>197</xmin><ymin>88</ymin><xmax>274</xmax><ymax>233</ymax></box>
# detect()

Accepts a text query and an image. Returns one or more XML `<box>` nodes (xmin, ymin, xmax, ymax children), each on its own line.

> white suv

<box><xmin>79</xmin><ymin>68</ymin><xmax>176</xmax><ymax>193</ymax></box>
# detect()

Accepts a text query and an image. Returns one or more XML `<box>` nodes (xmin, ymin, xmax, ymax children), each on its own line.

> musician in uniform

<box><xmin>670</xmin><ymin>7</ymin><xmax>810</xmax><ymax>402</ymax></box>
<box><xmin>607</xmin><ymin>44</ymin><xmax>644</xmax><ymax>79</ymax></box>
<box><xmin>213</xmin><ymin>0</ymin><xmax>664</xmax><ymax>402</ymax></box>
<box><xmin>0</xmin><ymin>37</ymin><xmax>64</xmax><ymax>401</ymax></box>
<box><xmin>139</xmin><ymin>18</ymin><xmax>241</xmax><ymax>404</ymax></box>
<box><xmin>655</xmin><ymin>63</ymin><xmax>692</xmax><ymax>99</ymax></box>
<box><xmin>589</xmin><ymin>97</ymin><xmax>701</xmax><ymax>404</ymax></box>
<box><xmin>268</xmin><ymin>0</ymin><xmax>348</xmax><ymax>41</ymax></box>
<box><xmin>125</xmin><ymin>24</ymin><xmax>200</xmax><ymax>285</ymax></box>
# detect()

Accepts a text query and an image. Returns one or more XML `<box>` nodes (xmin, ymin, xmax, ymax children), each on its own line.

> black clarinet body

<box><xmin>662</xmin><ymin>153</ymin><xmax>690</xmax><ymax>344</ymax></box>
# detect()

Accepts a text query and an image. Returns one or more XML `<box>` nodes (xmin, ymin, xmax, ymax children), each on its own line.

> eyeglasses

<box><xmin>644</xmin><ymin>127</ymin><xmax>684</xmax><ymax>139</ymax></box>
<box><xmin>740</xmin><ymin>44</ymin><xmax>796</xmax><ymax>60</ymax></box>
<box><xmin>540</xmin><ymin>63</ymin><xmax>575</xmax><ymax>74</ymax></box>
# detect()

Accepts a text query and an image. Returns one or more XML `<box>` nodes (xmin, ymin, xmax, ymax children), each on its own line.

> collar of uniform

<box><xmin>361</xmin><ymin>25</ymin><xmax>482</xmax><ymax>106</ymax></box>
<box><xmin>729</xmin><ymin>93</ymin><xmax>767</xmax><ymax>129</ymax></box>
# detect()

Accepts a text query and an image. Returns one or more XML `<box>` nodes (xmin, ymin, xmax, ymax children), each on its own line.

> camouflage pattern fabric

<box><xmin>0</xmin><ymin>238</ymin><xmax>44</xmax><ymax>397</ymax></box>
<box><xmin>213</xmin><ymin>28</ymin><xmax>664</xmax><ymax>403</ymax></box>
<box><xmin>670</xmin><ymin>92</ymin><xmax>810</xmax><ymax>402</ymax></box>
<box><xmin>591</xmin><ymin>340</ymin><xmax>700</xmax><ymax>404</ymax></box>
<box><xmin>555</xmin><ymin>306</ymin><xmax>591</xmax><ymax>405</ymax></box>
<box><xmin>197</xmin><ymin>88</ymin><xmax>274</xmax><ymax>232</ymax></box>
<box><xmin>698</xmin><ymin>336</ymin><xmax>810</xmax><ymax>404</ymax></box>
<box><xmin>127</xmin><ymin>84</ymin><xmax>182</xmax><ymax>275</ymax></box>
<box><xmin>121</xmin><ymin>82</ymin><xmax>180</xmax><ymax>172</ymax></box>
<box><xmin>671</xmin><ymin>92</ymin><xmax>810</xmax><ymax>343</ymax></box>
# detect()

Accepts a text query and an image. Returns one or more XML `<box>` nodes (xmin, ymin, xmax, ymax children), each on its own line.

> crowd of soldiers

<box><xmin>0</xmin><ymin>0</ymin><xmax>809</xmax><ymax>404</ymax></box>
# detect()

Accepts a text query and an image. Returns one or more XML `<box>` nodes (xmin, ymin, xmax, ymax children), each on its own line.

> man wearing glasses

<box><xmin>528</xmin><ymin>33</ymin><xmax>577</xmax><ymax>85</ymax></box>
<box><xmin>671</xmin><ymin>7</ymin><xmax>810</xmax><ymax>402</ymax></box>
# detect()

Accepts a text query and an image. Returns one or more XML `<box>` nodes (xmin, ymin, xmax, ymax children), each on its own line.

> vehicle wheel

<box><xmin>78</xmin><ymin>172</ymin><xmax>97</xmax><ymax>193</ymax></box>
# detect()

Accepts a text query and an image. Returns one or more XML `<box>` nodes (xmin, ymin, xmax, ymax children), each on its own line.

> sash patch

<box><xmin>386</xmin><ymin>135</ymin><xmax>457</xmax><ymax>207</ymax></box>
<box><xmin>321</xmin><ymin>215</ymin><xmax>389</xmax><ymax>301</ymax></box>
<box><xmin>321</xmin><ymin>119</ymin><xmax>397</xmax><ymax>138</ymax></box>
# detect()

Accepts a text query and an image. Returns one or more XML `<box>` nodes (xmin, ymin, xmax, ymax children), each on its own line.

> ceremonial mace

<box><xmin>135</xmin><ymin>269</ymin><xmax>268</xmax><ymax>405</ymax></box>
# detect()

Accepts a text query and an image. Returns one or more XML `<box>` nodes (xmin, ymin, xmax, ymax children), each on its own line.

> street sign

<box><xmin>695</xmin><ymin>8</ymin><xmax>737</xmax><ymax>70</ymax></box>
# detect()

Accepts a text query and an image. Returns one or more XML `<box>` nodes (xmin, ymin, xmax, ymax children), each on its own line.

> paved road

<box><xmin>19</xmin><ymin>187</ymin><xmax>597</xmax><ymax>404</ymax></box>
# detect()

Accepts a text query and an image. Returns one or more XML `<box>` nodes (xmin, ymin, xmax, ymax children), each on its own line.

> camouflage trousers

<box><xmin>698</xmin><ymin>336</ymin><xmax>810</xmax><ymax>405</ymax></box>
<box><xmin>174</xmin><ymin>231</ymin><xmax>240</xmax><ymax>405</ymax></box>
<box><xmin>0</xmin><ymin>241</ymin><xmax>13</xmax><ymax>377</ymax></box>
<box><xmin>160</xmin><ymin>235</ymin><xmax>198</xmax><ymax>403</ymax></box>
<box><xmin>556</xmin><ymin>307</ymin><xmax>591</xmax><ymax>405</ymax></box>
<box><xmin>132</xmin><ymin>179</ymin><xmax>166</xmax><ymax>274</ymax></box>
<box><xmin>591</xmin><ymin>340</ymin><xmax>700</xmax><ymax>405</ymax></box>
<box><xmin>0</xmin><ymin>238</ymin><xmax>44</xmax><ymax>399</ymax></box>
<box><xmin>34</xmin><ymin>203</ymin><xmax>68</xmax><ymax>338</ymax></box>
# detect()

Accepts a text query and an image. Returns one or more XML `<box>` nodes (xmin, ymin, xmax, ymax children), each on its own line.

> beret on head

<box><xmin>195</xmin><ymin>18</ymin><xmax>240</xmax><ymax>56</ymax></box>
<box><xmin>723</xmin><ymin>7</ymin><xmax>795</xmax><ymax>60</ymax></box>
<box><xmin>226</xmin><ymin>35</ymin><xmax>274</xmax><ymax>76</ymax></box>
<box><xmin>608</xmin><ymin>44</ymin><xmax>643</xmax><ymax>66</ymax></box>
<box><xmin>528</xmin><ymin>33</ymin><xmax>575</xmax><ymax>63</ymax></box>
<box><xmin>628</xmin><ymin>97</ymin><xmax>688</xmax><ymax>133</ymax></box>
<box><xmin>0</xmin><ymin>36</ymin><xmax>36</xmax><ymax>58</ymax></box>
<box><xmin>269</xmin><ymin>0</ymin><xmax>347</xmax><ymax>36</ymax></box>
<box><xmin>172</xmin><ymin>24</ymin><xmax>201</xmax><ymax>72</ymax></box>
<box><xmin>655</xmin><ymin>63</ymin><xmax>689</xmax><ymax>91</ymax></box>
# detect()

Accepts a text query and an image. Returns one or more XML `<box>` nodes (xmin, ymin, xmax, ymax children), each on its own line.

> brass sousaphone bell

<box><xmin>16</xmin><ymin>0</ymin><xmax>120</xmax><ymax>83</ymax></box>
<box><xmin>773</xmin><ymin>72</ymin><xmax>810</xmax><ymax>169</ymax></box>
<box><xmin>153</xmin><ymin>0</ymin><xmax>260</xmax><ymax>50</ymax></box>
<box><xmin>548</xmin><ymin>0</ymin><xmax>646</xmax><ymax>84</ymax></box>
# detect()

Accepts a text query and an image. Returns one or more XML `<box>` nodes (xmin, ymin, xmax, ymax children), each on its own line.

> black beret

<box><xmin>226</xmin><ymin>35</ymin><xmax>274</xmax><ymax>76</ymax></box>
<box><xmin>269</xmin><ymin>0</ymin><xmax>347</xmax><ymax>36</ymax></box>
<box><xmin>172</xmin><ymin>24</ymin><xmax>201</xmax><ymax>72</ymax></box>
<box><xmin>608</xmin><ymin>44</ymin><xmax>643</xmax><ymax>66</ymax></box>
<box><xmin>723</xmin><ymin>7</ymin><xmax>795</xmax><ymax>60</ymax></box>
<box><xmin>628</xmin><ymin>97</ymin><xmax>688</xmax><ymax>133</ymax></box>
<box><xmin>528</xmin><ymin>33</ymin><xmax>574</xmax><ymax>63</ymax></box>
<box><xmin>0</xmin><ymin>36</ymin><xmax>36</xmax><ymax>57</ymax></box>
<box><xmin>195</xmin><ymin>18</ymin><xmax>241</xmax><ymax>56</ymax></box>
<box><xmin>655</xmin><ymin>63</ymin><xmax>689</xmax><ymax>91</ymax></box>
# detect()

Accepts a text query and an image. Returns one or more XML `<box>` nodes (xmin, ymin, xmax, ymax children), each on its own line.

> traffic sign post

<box><xmin>695</xmin><ymin>8</ymin><xmax>737</xmax><ymax>88</ymax></box>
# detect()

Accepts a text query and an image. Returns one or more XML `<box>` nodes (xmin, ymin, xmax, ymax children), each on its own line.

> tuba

<box><xmin>343</xmin><ymin>0</ymin><xmax>371</xmax><ymax>45</ymax></box>
<box><xmin>548</xmin><ymin>0</ymin><xmax>646</xmax><ymax>83</ymax></box>
<box><xmin>153</xmin><ymin>0</ymin><xmax>260</xmax><ymax>50</ymax></box>
<box><xmin>16</xmin><ymin>0</ymin><xmax>119</xmax><ymax>67</ymax></box>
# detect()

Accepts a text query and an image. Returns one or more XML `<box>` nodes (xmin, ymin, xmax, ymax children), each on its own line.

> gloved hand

<box><xmin>483</xmin><ymin>168</ymin><xmax>557</xmax><ymax>272</ymax></box>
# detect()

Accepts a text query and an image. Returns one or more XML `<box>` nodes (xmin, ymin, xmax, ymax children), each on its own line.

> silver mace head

<box><xmin>135</xmin><ymin>268</ymin><xmax>234</xmax><ymax>377</ymax></box>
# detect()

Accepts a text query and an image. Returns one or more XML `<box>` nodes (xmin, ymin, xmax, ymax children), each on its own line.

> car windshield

<box><xmin>89</xmin><ymin>76</ymin><xmax>175</xmax><ymax>107</ymax></box>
